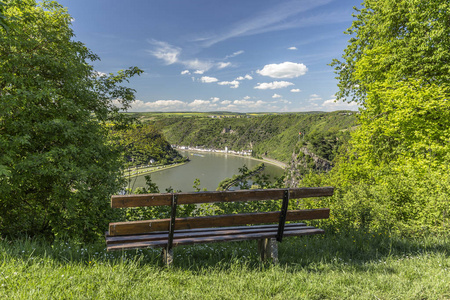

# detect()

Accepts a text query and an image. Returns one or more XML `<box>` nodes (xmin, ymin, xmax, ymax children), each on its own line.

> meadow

<box><xmin>1</xmin><ymin>230</ymin><xmax>448</xmax><ymax>299</ymax></box>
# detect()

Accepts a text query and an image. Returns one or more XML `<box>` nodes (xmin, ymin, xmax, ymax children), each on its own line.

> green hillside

<box><xmin>132</xmin><ymin>111</ymin><xmax>357</xmax><ymax>163</ymax></box>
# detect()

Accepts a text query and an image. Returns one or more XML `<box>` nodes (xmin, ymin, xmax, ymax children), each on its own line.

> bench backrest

<box><xmin>109</xmin><ymin>187</ymin><xmax>334</xmax><ymax>237</ymax></box>
<box><xmin>111</xmin><ymin>187</ymin><xmax>334</xmax><ymax>208</ymax></box>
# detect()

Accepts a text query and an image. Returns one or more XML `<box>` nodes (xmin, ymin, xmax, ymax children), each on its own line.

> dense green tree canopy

<box><xmin>331</xmin><ymin>0</ymin><xmax>450</xmax><ymax>174</ymax></box>
<box><xmin>114</xmin><ymin>124</ymin><xmax>183</xmax><ymax>166</ymax></box>
<box><xmin>315</xmin><ymin>0</ymin><xmax>450</xmax><ymax>233</ymax></box>
<box><xmin>332</xmin><ymin>0</ymin><xmax>450</xmax><ymax>105</ymax></box>
<box><xmin>0</xmin><ymin>0</ymin><xmax>142</xmax><ymax>241</ymax></box>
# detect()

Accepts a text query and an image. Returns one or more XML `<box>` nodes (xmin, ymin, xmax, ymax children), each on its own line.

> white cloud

<box><xmin>236</xmin><ymin>74</ymin><xmax>253</xmax><ymax>81</ymax></box>
<box><xmin>321</xmin><ymin>98</ymin><xmax>358</xmax><ymax>111</ymax></box>
<box><xmin>254</xmin><ymin>81</ymin><xmax>294</xmax><ymax>90</ymax></box>
<box><xmin>199</xmin><ymin>0</ymin><xmax>334</xmax><ymax>47</ymax></box>
<box><xmin>233</xmin><ymin>99</ymin><xmax>266</xmax><ymax>108</ymax></box>
<box><xmin>309</xmin><ymin>94</ymin><xmax>322</xmax><ymax>101</ymax></box>
<box><xmin>93</xmin><ymin>71</ymin><xmax>107</xmax><ymax>77</ymax></box>
<box><xmin>322</xmin><ymin>99</ymin><xmax>336</xmax><ymax>106</ymax></box>
<box><xmin>188</xmin><ymin>99</ymin><xmax>211</xmax><ymax>107</ymax></box>
<box><xmin>125</xmin><ymin>96</ymin><xmax>279</xmax><ymax>112</ymax></box>
<box><xmin>288</xmin><ymin>46</ymin><xmax>298</xmax><ymax>50</ymax></box>
<box><xmin>272</xmin><ymin>93</ymin><xmax>282</xmax><ymax>98</ymax></box>
<box><xmin>125</xmin><ymin>97</ymin><xmax>291</xmax><ymax>113</ymax></box>
<box><xmin>149</xmin><ymin>40</ymin><xmax>213</xmax><ymax>71</ymax></box>
<box><xmin>290</xmin><ymin>88</ymin><xmax>301</xmax><ymax>92</ymax></box>
<box><xmin>200</xmin><ymin>76</ymin><xmax>219</xmax><ymax>83</ymax></box>
<box><xmin>148</xmin><ymin>40</ymin><xmax>181</xmax><ymax>65</ymax></box>
<box><xmin>281</xmin><ymin>99</ymin><xmax>292</xmax><ymax>104</ymax></box>
<box><xmin>181</xmin><ymin>70</ymin><xmax>190</xmax><ymax>75</ymax></box>
<box><xmin>194</xmin><ymin>70</ymin><xmax>204</xmax><ymax>74</ymax></box>
<box><xmin>217</xmin><ymin>62</ymin><xmax>231</xmax><ymax>69</ymax></box>
<box><xmin>218</xmin><ymin>80</ymin><xmax>240</xmax><ymax>88</ymax></box>
<box><xmin>128</xmin><ymin>99</ymin><xmax>187</xmax><ymax>111</ymax></box>
<box><xmin>257</xmin><ymin>62</ymin><xmax>308</xmax><ymax>78</ymax></box>
<box><xmin>184</xmin><ymin>59</ymin><xmax>213</xmax><ymax>71</ymax></box>
<box><xmin>224</xmin><ymin>50</ymin><xmax>244</xmax><ymax>59</ymax></box>
<box><xmin>243</xmin><ymin>96</ymin><xmax>251</xmax><ymax>100</ymax></box>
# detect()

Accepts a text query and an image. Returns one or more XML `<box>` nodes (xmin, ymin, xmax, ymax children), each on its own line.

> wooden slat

<box><xmin>107</xmin><ymin>227</ymin><xmax>324</xmax><ymax>250</ymax></box>
<box><xmin>111</xmin><ymin>187</ymin><xmax>334</xmax><ymax>208</ymax></box>
<box><xmin>106</xmin><ymin>223</ymin><xmax>310</xmax><ymax>245</ymax></box>
<box><xmin>106</xmin><ymin>223</ymin><xmax>307</xmax><ymax>242</ymax></box>
<box><xmin>108</xmin><ymin>208</ymin><xmax>330</xmax><ymax>236</ymax></box>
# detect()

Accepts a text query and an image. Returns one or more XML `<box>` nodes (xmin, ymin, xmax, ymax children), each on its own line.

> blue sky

<box><xmin>59</xmin><ymin>0</ymin><xmax>361</xmax><ymax>113</ymax></box>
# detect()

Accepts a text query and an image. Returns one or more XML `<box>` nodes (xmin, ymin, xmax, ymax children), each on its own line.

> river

<box><xmin>126</xmin><ymin>150</ymin><xmax>285</xmax><ymax>192</ymax></box>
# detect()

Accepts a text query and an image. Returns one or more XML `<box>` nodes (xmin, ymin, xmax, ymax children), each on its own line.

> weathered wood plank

<box><xmin>111</xmin><ymin>187</ymin><xmax>334</xmax><ymax>208</ymax></box>
<box><xmin>106</xmin><ymin>223</ymin><xmax>307</xmax><ymax>242</ymax></box>
<box><xmin>108</xmin><ymin>208</ymin><xmax>330</xmax><ymax>236</ymax></box>
<box><xmin>106</xmin><ymin>223</ymin><xmax>311</xmax><ymax>244</ymax></box>
<box><xmin>107</xmin><ymin>227</ymin><xmax>325</xmax><ymax>250</ymax></box>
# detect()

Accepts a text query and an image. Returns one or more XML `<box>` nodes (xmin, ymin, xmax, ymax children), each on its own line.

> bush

<box><xmin>299</xmin><ymin>166</ymin><xmax>450</xmax><ymax>235</ymax></box>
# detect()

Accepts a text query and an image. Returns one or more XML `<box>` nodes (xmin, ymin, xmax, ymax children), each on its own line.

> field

<box><xmin>1</xmin><ymin>231</ymin><xmax>448</xmax><ymax>299</ymax></box>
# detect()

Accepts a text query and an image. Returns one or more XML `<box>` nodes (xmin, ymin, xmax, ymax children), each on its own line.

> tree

<box><xmin>332</xmin><ymin>0</ymin><xmax>450</xmax><ymax>105</ymax></box>
<box><xmin>0</xmin><ymin>1</ymin><xmax>9</xmax><ymax>31</ymax></box>
<box><xmin>320</xmin><ymin>0</ymin><xmax>450</xmax><ymax>233</ymax></box>
<box><xmin>0</xmin><ymin>0</ymin><xmax>142</xmax><ymax>241</ymax></box>
<box><xmin>114</xmin><ymin>124</ymin><xmax>183</xmax><ymax>167</ymax></box>
<box><xmin>331</xmin><ymin>0</ymin><xmax>450</xmax><ymax>175</ymax></box>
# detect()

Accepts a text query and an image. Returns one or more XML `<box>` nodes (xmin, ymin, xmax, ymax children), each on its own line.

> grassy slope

<box><xmin>1</xmin><ymin>231</ymin><xmax>448</xmax><ymax>299</ymax></box>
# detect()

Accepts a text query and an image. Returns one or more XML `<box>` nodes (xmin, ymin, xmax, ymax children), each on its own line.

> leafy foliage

<box><xmin>123</xmin><ymin>176</ymin><xmax>196</xmax><ymax>221</ymax></box>
<box><xmin>331</xmin><ymin>0</ymin><xmax>450</xmax><ymax>172</ymax></box>
<box><xmin>112</xmin><ymin>124</ymin><xmax>184</xmax><ymax>167</ymax></box>
<box><xmin>331</xmin><ymin>0</ymin><xmax>450</xmax><ymax>105</ymax></box>
<box><xmin>322</xmin><ymin>0</ymin><xmax>450</xmax><ymax>233</ymax></box>
<box><xmin>216</xmin><ymin>163</ymin><xmax>266</xmax><ymax>191</ymax></box>
<box><xmin>207</xmin><ymin>164</ymin><xmax>284</xmax><ymax>216</ymax></box>
<box><xmin>0</xmin><ymin>1</ymin><xmax>8</xmax><ymax>31</ymax></box>
<box><xmin>0</xmin><ymin>0</ymin><xmax>142</xmax><ymax>241</ymax></box>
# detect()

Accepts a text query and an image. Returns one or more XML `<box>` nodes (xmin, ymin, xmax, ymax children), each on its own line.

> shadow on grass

<box><xmin>1</xmin><ymin>229</ymin><xmax>448</xmax><ymax>273</ymax></box>
<box><xmin>169</xmin><ymin>229</ymin><xmax>450</xmax><ymax>272</ymax></box>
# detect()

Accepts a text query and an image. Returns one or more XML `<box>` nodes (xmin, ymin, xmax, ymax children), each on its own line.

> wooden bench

<box><xmin>106</xmin><ymin>187</ymin><xmax>333</xmax><ymax>265</ymax></box>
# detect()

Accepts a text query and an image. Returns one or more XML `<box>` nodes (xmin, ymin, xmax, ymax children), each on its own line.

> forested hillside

<box><xmin>111</xmin><ymin>124</ymin><xmax>184</xmax><ymax>167</ymax></box>
<box><xmin>135</xmin><ymin>111</ymin><xmax>356</xmax><ymax>163</ymax></box>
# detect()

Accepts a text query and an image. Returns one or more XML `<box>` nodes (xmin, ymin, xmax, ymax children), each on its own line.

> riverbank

<box><xmin>258</xmin><ymin>156</ymin><xmax>287</xmax><ymax>169</ymax></box>
<box><xmin>125</xmin><ymin>161</ymin><xmax>188</xmax><ymax>179</ymax></box>
<box><xmin>175</xmin><ymin>146</ymin><xmax>287</xmax><ymax>169</ymax></box>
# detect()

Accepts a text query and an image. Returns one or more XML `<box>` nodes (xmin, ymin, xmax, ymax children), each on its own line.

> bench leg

<box><xmin>161</xmin><ymin>248</ymin><xmax>174</xmax><ymax>266</ymax></box>
<box><xmin>258</xmin><ymin>238</ymin><xmax>278</xmax><ymax>263</ymax></box>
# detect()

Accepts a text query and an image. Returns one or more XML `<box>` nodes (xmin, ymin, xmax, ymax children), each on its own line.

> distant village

<box><xmin>208</xmin><ymin>114</ymin><xmax>253</xmax><ymax>119</ymax></box>
<box><xmin>173</xmin><ymin>145</ymin><xmax>253</xmax><ymax>156</ymax></box>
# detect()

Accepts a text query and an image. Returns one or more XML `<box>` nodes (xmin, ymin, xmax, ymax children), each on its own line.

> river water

<box><xmin>126</xmin><ymin>150</ymin><xmax>285</xmax><ymax>192</ymax></box>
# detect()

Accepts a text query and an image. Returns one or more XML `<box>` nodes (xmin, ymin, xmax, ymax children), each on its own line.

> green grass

<box><xmin>1</xmin><ymin>231</ymin><xmax>449</xmax><ymax>299</ymax></box>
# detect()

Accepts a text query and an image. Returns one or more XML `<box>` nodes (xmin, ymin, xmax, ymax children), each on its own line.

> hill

<box><xmin>130</xmin><ymin>111</ymin><xmax>357</xmax><ymax>165</ymax></box>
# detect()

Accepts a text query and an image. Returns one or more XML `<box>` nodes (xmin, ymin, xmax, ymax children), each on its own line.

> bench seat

<box><xmin>106</xmin><ymin>223</ymin><xmax>325</xmax><ymax>251</ymax></box>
